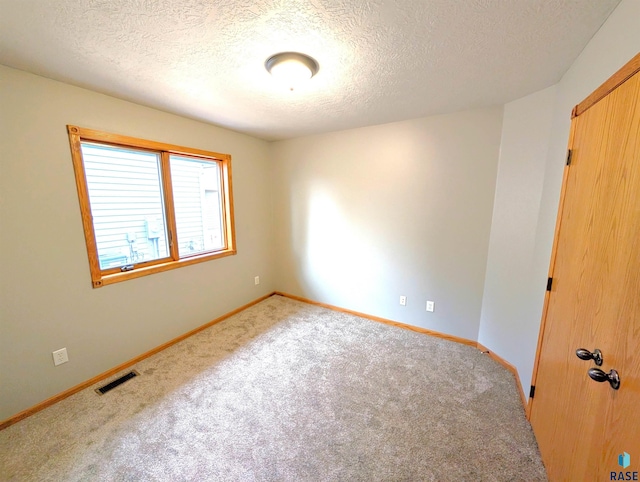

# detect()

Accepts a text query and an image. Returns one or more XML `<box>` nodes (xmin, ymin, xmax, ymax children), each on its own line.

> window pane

<box><xmin>80</xmin><ymin>143</ymin><xmax>169</xmax><ymax>269</ymax></box>
<box><xmin>170</xmin><ymin>155</ymin><xmax>225</xmax><ymax>257</ymax></box>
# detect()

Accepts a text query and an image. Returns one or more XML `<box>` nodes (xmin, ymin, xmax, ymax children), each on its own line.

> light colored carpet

<box><xmin>0</xmin><ymin>295</ymin><xmax>547</xmax><ymax>481</ymax></box>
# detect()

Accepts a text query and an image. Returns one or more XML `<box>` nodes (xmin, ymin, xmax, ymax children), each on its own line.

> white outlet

<box><xmin>52</xmin><ymin>348</ymin><xmax>69</xmax><ymax>366</ymax></box>
<box><xmin>254</xmin><ymin>276</ymin><xmax>260</xmax><ymax>285</ymax></box>
<box><xmin>400</xmin><ymin>296</ymin><xmax>407</xmax><ymax>306</ymax></box>
<box><xmin>426</xmin><ymin>301</ymin><xmax>435</xmax><ymax>312</ymax></box>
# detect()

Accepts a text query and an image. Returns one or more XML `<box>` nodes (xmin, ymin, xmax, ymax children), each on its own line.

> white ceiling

<box><xmin>0</xmin><ymin>0</ymin><xmax>620</xmax><ymax>141</ymax></box>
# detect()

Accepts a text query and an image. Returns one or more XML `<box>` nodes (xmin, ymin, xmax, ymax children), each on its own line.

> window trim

<box><xmin>67</xmin><ymin>125</ymin><xmax>236</xmax><ymax>288</ymax></box>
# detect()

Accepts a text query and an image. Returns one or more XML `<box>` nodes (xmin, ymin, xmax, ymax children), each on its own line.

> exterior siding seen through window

<box><xmin>68</xmin><ymin>126</ymin><xmax>236</xmax><ymax>287</ymax></box>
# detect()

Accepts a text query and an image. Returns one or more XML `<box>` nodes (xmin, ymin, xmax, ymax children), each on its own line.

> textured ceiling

<box><xmin>0</xmin><ymin>0</ymin><xmax>620</xmax><ymax>140</ymax></box>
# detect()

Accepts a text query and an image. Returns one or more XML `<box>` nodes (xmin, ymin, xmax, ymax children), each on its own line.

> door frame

<box><xmin>526</xmin><ymin>52</ymin><xmax>640</xmax><ymax>420</ymax></box>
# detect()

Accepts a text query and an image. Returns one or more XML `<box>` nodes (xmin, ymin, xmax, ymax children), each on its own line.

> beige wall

<box><xmin>478</xmin><ymin>86</ymin><xmax>556</xmax><ymax>394</ymax></box>
<box><xmin>478</xmin><ymin>0</ymin><xmax>640</xmax><ymax>397</ymax></box>
<box><xmin>270</xmin><ymin>108</ymin><xmax>503</xmax><ymax>341</ymax></box>
<box><xmin>0</xmin><ymin>66</ymin><xmax>275</xmax><ymax>420</ymax></box>
<box><xmin>2</xmin><ymin>0</ymin><xmax>637</xmax><ymax>423</ymax></box>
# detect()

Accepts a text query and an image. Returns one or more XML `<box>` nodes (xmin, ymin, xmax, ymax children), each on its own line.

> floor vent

<box><xmin>95</xmin><ymin>370</ymin><xmax>139</xmax><ymax>395</ymax></box>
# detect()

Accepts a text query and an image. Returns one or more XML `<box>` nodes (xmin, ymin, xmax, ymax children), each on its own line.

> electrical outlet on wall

<box><xmin>52</xmin><ymin>348</ymin><xmax>69</xmax><ymax>366</ymax></box>
<box><xmin>426</xmin><ymin>301</ymin><xmax>435</xmax><ymax>312</ymax></box>
<box><xmin>400</xmin><ymin>296</ymin><xmax>407</xmax><ymax>306</ymax></box>
<box><xmin>254</xmin><ymin>276</ymin><xmax>260</xmax><ymax>285</ymax></box>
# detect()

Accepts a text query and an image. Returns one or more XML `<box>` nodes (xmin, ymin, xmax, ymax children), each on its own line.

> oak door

<box><xmin>529</xmin><ymin>61</ymin><xmax>640</xmax><ymax>481</ymax></box>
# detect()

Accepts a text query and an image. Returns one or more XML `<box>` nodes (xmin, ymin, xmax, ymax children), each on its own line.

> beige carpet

<box><xmin>0</xmin><ymin>295</ymin><xmax>547</xmax><ymax>481</ymax></box>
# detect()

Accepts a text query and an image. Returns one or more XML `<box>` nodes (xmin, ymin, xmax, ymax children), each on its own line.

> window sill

<box><xmin>93</xmin><ymin>249</ymin><xmax>237</xmax><ymax>288</ymax></box>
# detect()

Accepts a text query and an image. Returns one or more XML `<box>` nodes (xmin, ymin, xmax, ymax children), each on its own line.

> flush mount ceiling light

<box><xmin>265</xmin><ymin>52</ymin><xmax>319</xmax><ymax>90</ymax></box>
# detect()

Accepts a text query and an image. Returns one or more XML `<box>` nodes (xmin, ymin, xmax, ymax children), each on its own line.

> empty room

<box><xmin>1</xmin><ymin>0</ymin><xmax>639</xmax><ymax>480</ymax></box>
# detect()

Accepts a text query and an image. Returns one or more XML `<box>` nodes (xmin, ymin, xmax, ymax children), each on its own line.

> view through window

<box><xmin>68</xmin><ymin>126</ymin><xmax>235</xmax><ymax>287</ymax></box>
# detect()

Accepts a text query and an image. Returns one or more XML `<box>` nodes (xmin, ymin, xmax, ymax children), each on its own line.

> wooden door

<box><xmin>530</xmin><ymin>55</ymin><xmax>640</xmax><ymax>481</ymax></box>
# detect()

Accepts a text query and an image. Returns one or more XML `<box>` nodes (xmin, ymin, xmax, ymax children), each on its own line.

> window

<box><xmin>67</xmin><ymin>126</ymin><xmax>236</xmax><ymax>287</ymax></box>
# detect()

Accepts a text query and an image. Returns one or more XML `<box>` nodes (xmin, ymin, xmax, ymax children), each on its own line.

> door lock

<box><xmin>587</xmin><ymin>368</ymin><xmax>620</xmax><ymax>390</ymax></box>
<box><xmin>575</xmin><ymin>348</ymin><xmax>603</xmax><ymax>366</ymax></box>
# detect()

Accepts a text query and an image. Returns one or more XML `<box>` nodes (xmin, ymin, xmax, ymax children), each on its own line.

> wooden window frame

<box><xmin>67</xmin><ymin>125</ymin><xmax>236</xmax><ymax>288</ymax></box>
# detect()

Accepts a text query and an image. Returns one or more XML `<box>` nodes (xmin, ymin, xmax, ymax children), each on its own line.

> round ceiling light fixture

<box><xmin>265</xmin><ymin>52</ymin><xmax>319</xmax><ymax>90</ymax></box>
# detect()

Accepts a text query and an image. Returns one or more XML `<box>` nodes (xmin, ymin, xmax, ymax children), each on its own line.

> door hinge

<box><xmin>566</xmin><ymin>149</ymin><xmax>572</xmax><ymax>166</ymax></box>
<box><xmin>546</xmin><ymin>277</ymin><xmax>553</xmax><ymax>291</ymax></box>
<box><xmin>530</xmin><ymin>385</ymin><xmax>536</xmax><ymax>398</ymax></box>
